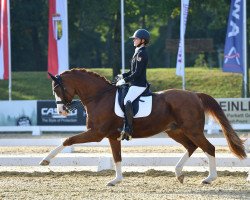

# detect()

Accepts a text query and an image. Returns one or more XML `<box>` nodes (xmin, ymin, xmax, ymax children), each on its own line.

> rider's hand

<box><xmin>116</xmin><ymin>79</ymin><xmax>125</xmax><ymax>86</ymax></box>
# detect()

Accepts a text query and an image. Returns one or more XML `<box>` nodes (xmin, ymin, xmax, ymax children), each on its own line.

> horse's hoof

<box><xmin>201</xmin><ymin>180</ymin><xmax>211</xmax><ymax>184</ymax></box>
<box><xmin>177</xmin><ymin>175</ymin><xmax>184</xmax><ymax>183</ymax></box>
<box><xmin>201</xmin><ymin>176</ymin><xmax>216</xmax><ymax>184</ymax></box>
<box><xmin>106</xmin><ymin>182</ymin><xmax>115</xmax><ymax>186</ymax></box>
<box><xmin>39</xmin><ymin>160</ymin><xmax>50</xmax><ymax>166</ymax></box>
<box><xmin>106</xmin><ymin>179</ymin><xmax>122</xmax><ymax>186</ymax></box>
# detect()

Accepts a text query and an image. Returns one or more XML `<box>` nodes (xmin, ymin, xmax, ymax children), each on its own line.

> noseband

<box><xmin>53</xmin><ymin>75</ymin><xmax>81</xmax><ymax>112</ymax></box>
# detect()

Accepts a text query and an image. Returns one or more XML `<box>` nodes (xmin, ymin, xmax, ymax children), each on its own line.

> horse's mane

<box><xmin>61</xmin><ymin>68</ymin><xmax>112</xmax><ymax>85</ymax></box>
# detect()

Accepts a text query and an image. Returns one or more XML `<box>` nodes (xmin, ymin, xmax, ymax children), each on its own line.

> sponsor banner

<box><xmin>217</xmin><ymin>98</ymin><xmax>250</xmax><ymax>124</ymax></box>
<box><xmin>223</xmin><ymin>0</ymin><xmax>243</xmax><ymax>73</ymax></box>
<box><xmin>176</xmin><ymin>0</ymin><xmax>189</xmax><ymax>77</ymax></box>
<box><xmin>0</xmin><ymin>100</ymin><xmax>36</xmax><ymax>126</ymax></box>
<box><xmin>37</xmin><ymin>100</ymin><xmax>86</xmax><ymax>126</ymax></box>
<box><xmin>0</xmin><ymin>99</ymin><xmax>249</xmax><ymax>127</ymax></box>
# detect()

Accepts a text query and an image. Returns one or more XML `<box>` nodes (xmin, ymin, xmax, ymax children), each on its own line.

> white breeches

<box><xmin>124</xmin><ymin>86</ymin><xmax>147</xmax><ymax>105</ymax></box>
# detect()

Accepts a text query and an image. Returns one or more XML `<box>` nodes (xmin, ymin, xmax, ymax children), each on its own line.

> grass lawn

<box><xmin>0</xmin><ymin>68</ymin><xmax>246</xmax><ymax>100</ymax></box>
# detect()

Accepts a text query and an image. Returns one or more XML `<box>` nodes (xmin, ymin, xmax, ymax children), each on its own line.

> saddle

<box><xmin>114</xmin><ymin>84</ymin><xmax>153</xmax><ymax>118</ymax></box>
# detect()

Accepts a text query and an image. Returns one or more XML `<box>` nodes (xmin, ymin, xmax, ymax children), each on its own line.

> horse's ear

<box><xmin>48</xmin><ymin>72</ymin><xmax>58</xmax><ymax>82</ymax></box>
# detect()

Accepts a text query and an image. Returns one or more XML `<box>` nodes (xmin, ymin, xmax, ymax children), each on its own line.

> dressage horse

<box><xmin>40</xmin><ymin>68</ymin><xmax>246</xmax><ymax>186</ymax></box>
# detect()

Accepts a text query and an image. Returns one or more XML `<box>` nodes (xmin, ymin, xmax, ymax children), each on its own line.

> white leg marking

<box><xmin>175</xmin><ymin>151</ymin><xmax>189</xmax><ymax>178</ymax></box>
<box><xmin>107</xmin><ymin>162</ymin><xmax>123</xmax><ymax>186</ymax></box>
<box><xmin>39</xmin><ymin>144</ymin><xmax>65</xmax><ymax>165</ymax></box>
<box><xmin>202</xmin><ymin>152</ymin><xmax>217</xmax><ymax>184</ymax></box>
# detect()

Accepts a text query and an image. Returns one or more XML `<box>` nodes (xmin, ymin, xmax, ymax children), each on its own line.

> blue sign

<box><xmin>223</xmin><ymin>0</ymin><xmax>243</xmax><ymax>73</ymax></box>
<box><xmin>37</xmin><ymin>100</ymin><xmax>86</xmax><ymax>126</ymax></box>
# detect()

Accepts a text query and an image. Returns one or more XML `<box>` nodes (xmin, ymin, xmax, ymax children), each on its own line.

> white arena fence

<box><xmin>0</xmin><ymin>137</ymin><xmax>249</xmax><ymax>169</ymax></box>
<box><xmin>0</xmin><ymin>123</ymin><xmax>250</xmax><ymax>136</ymax></box>
<box><xmin>1</xmin><ymin>120</ymin><xmax>250</xmax><ymax>141</ymax></box>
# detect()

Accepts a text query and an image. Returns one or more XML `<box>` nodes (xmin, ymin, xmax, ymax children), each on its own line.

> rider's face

<box><xmin>133</xmin><ymin>37</ymin><xmax>141</xmax><ymax>47</ymax></box>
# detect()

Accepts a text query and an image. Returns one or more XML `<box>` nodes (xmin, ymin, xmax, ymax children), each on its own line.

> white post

<box><xmin>243</xmin><ymin>0</ymin><xmax>248</xmax><ymax>97</ymax></box>
<box><xmin>7</xmin><ymin>0</ymin><xmax>11</xmax><ymax>100</ymax></box>
<box><xmin>207</xmin><ymin>116</ymin><xmax>220</xmax><ymax>135</ymax></box>
<box><xmin>120</xmin><ymin>0</ymin><xmax>125</xmax><ymax>73</ymax></box>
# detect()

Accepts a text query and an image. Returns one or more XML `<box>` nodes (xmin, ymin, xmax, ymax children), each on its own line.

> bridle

<box><xmin>50</xmin><ymin>73</ymin><xmax>114</xmax><ymax>112</ymax></box>
<box><xmin>52</xmin><ymin>74</ymin><xmax>80</xmax><ymax>112</ymax></box>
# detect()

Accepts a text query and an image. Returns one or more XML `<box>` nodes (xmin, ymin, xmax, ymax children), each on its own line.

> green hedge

<box><xmin>0</xmin><ymin>68</ymin><xmax>246</xmax><ymax>100</ymax></box>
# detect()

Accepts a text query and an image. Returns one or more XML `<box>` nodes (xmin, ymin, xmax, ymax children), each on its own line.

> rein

<box><xmin>79</xmin><ymin>87</ymin><xmax>115</xmax><ymax>104</ymax></box>
<box><xmin>53</xmin><ymin>74</ymin><xmax>115</xmax><ymax>112</ymax></box>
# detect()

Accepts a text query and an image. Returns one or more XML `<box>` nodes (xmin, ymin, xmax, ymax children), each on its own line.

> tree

<box><xmin>9</xmin><ymin>0</ymin><xmax>249</xmax><ymax>77</ymax></box>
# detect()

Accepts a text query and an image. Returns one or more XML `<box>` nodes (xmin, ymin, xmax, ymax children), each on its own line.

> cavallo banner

<box><xmin>0</xmin><ymin>0</ymin><xmax>10</xmax><ymax>80</ymax></box>
<box><xmin>223</xmin><ymin>0</ymin><xmax>243</xmax><ymax>73</ymax></box>
<box><xmin>48</xmin><ymin>0</ymin><xmax>69</xmax><ymax>76</ymax></box>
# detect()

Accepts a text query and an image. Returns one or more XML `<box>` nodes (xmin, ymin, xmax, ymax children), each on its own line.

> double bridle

<box><xmin>52</xmin><ymin>74</ymin><xmax>114</xmax><ymax>112</ymax></box>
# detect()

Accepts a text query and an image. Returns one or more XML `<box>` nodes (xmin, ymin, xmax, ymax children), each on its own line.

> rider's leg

<box><xmin>119</xmin><ymin>86</ymin><xmax>146</xmax><ymax>140</ymax></box>
<box><xmin>123</xmin><ymin>100</ymin><xmax>133</xmax><ymax>139</ymax></box>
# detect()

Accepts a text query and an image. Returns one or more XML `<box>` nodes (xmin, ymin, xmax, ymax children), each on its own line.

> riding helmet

<box><xmin>130</xmin><ymin>29</ymin><xmax>150</xmax><ymax>44</ymax></box>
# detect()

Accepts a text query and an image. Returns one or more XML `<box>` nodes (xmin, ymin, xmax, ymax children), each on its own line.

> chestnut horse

<box><xmin>40</xmin><ymin>68</ymin><xmax>246</xmax><ymax>186</ymax></box>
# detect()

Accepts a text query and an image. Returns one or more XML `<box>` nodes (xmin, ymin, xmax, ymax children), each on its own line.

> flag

<box><xmin>223</xmin><ymin>0</ymin><xmax>243</xmax><ymax>73</ymax></box>
<box><xmin>48</xmin><ymin>0</ymin><xmax>69</xmax><ymax>76</ymax></box>
<box><xmin>176</xmin><ymin>0</ymin><xmax>189</xmax><ymax>77</ymax></box>
<box><xmin>0</xmin><ymin>0</ymin><xmax>10</xmax><ymax>80</ymax></box>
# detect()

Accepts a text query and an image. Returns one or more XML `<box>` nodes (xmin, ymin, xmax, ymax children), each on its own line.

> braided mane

<box><xmin>61</xmin><ymin>68</ymin><xmax>111</xmax><ymax>85</ymax></box>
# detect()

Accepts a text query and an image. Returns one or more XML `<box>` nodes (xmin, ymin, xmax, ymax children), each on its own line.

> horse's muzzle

<box><xmin>59</xmin><ymin>110</ymin><xmax>69</xmax><ymax>116</ymax></box>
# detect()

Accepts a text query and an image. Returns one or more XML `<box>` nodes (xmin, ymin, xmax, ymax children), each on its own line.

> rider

<box><xmin>116</xmin><ymin>29</ymin><xmax>150</xmax><ymax>140</ymax></box>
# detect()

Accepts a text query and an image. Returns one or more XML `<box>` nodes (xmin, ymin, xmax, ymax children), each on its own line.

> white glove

<box><xmin>115</xmin><ymin>74</ymin><xmax>123</xmax><ymax>81</ymax></box>
<box><xmin>116</xmin><ymin>79</ymin><xmax>125</xmax><ymax>86</ymax></box>
<box><xmin>117</xmin><ymin>74</ymin><xmax>123</xmax><ymax>79</ymax></box>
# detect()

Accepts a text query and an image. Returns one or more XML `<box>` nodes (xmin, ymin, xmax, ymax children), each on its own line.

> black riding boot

<box><xmin>118</xmin><ymin>101</ymin><xmax>133</xmax><ymax>141</ymax></box>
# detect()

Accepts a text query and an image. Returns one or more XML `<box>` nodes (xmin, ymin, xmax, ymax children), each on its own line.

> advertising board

<box><xmin>0</xmin><ymin>100</ymin><xmax>36</xmax><ymax>126</ymax></box>
<box><xmin>0</xmin><ymin>98</ymin><xmax>249</xmax><ymax>128</ymax></box>
<box><xmin>217</xmin><ymin>98</ymin><xmax>250</xmax><ymax>124</ymax></box>
<box><xmin>37</xmin><ymin>100</ymin><xmax>86</xmax><ymax>126</ymax></box>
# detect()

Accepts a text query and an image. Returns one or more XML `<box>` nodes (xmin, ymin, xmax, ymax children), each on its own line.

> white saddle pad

<box><xmin>114</xmin><ymin>91</ymin><xmax>152</xmax><ymax>118</ymax></box>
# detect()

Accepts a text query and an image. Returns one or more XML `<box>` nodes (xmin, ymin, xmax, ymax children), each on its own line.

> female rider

<box><xmin>116</xmin><ymin>29</ymin><xmax>150</xmax><ymax>140</ymax></box>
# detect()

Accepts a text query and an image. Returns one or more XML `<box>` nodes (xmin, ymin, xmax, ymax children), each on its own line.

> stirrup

<box><xmin>124</xmin><ymin>132</ymin><xmax>132</xmax><ymax>141</ymax></box>
<box><xmin>117</xmin><ymin>127</ymin><xmax>132</xmax><ymax>141</ymax></box>
<box><xmin>117</xmin><ymin>131</ymin><xmax>132</xmax><ymax>141</ymax></box>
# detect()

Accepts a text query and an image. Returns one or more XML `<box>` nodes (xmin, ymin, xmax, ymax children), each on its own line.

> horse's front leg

<box><xmin>39</xmin><ymin>129</ymin><xmax>103</xmax><ymax>166</ymax></box>
<box><xmin>106</xmin><ymin>138</ymin><xmax>123</xmax><ymax>186</ymax></box>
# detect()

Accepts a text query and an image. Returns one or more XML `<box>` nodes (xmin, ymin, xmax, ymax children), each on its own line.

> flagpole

<box><xmin>7</xmin><ymin>0</ymin><xmax>11</xmax><ymax>100</ymax></box>
<box><xmin>181</xmin><ymin>1</ymin><xmax>185</xmax><ymax>90</ymax></box>
<box><xmin>243</xmin><ymin>0</ymin><xmax>248</xmax><ymax>97</ymax></box>
<box><xmin>120</xmin><ymin>0</ymin><xmax>125</xmax><ymax>74</ymax></box>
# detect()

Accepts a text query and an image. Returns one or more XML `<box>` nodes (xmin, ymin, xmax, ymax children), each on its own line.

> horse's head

<box><xmin>48</xmin><ymin>72</ymin><xmax>76</xmax><ymax>116</ymax></box>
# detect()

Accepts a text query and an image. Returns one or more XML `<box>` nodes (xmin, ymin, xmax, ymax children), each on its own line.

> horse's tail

<box><xmin>197</xmin><ymin>92</ymin><xmax>247</xmax><ymax>159</ymax></box>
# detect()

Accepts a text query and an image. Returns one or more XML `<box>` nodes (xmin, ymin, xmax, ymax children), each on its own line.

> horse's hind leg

<box><xmin>166</xmin><ymin>130</ymin><xmax>198</xmax><ymax>183</ymax></box>
<box><xmin>186</xmin><ymin>133</ymin><xmax>217</xmax><ymax>184</ymax></box>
